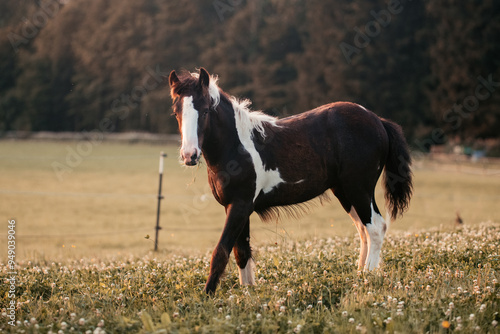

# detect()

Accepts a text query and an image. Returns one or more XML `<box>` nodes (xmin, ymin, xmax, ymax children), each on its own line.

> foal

<box><xmin>169</xmin><ymin>68</ymin><xmax>413</xmax><ymax>294</ymax></box>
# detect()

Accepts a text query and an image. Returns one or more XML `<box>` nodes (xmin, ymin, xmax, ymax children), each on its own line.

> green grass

<box><xmin>1</xmin><ymin>223</ymin><xmax>499</xmax><ymax>333</ymax></box>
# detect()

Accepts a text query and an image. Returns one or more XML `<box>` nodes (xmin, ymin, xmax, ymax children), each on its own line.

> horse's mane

<box><xmin>173</xmin><ymin>70</ymin><xmax>279</xmax><ymax>140</ymax></box>
<box><xmin>228</xmin><ymin>96</ymin><xmax>278</xmax><ymax>139</ymax></box>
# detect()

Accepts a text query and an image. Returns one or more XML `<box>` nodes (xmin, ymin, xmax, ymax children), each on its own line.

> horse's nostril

<box><xmin>191</xmin><ymin>153</ymin><xmax>198</xmax><ymax>161</ymax></box>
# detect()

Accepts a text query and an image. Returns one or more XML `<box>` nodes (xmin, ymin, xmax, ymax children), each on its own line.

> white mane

<box><xmin>190</xmin><ymin>72</ymin><xmax>221</xmax><ymax>108</ymax></box>
<box><xmin>191</xmin><ymin>71</ymin><xmax>278</xmax><ymax>139</ymax></box>
<box><xmin>231</xmin><ymin>97</ymin><xmax>278</xmax><ymax>139</ymax></box>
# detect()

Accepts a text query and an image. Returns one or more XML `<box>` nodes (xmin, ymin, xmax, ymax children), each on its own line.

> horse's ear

<box><xmin>169</xmin><ymin>70</ymin><xmax>180</xmax><ymax>87</ymax></box>
<box><xmin>198</xmin><ymin>68</ymin><xmax>210</xmax><ymax>89</ymax></box>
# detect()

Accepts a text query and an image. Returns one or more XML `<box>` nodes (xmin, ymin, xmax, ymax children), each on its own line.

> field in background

<box><xmin>0</xmin><ymin>140</ymin><xmax>499</xmax><ymax>261</ymax></box>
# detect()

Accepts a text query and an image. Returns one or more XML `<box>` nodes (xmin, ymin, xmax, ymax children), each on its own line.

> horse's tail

<box><xmin>381</xmin><ymin>119</ymin><xmax>413</xmax><ymax>221</ymax></box>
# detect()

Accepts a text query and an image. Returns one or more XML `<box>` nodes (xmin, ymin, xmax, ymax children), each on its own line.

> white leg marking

<box><xmin>365</xmin><ymin>203</ymin><xmax>386</xmax><ymax>271</ymax></box>
<box><xmin>232</xmin><ymin>100</ymin><xmax>284</xmax><ymax>201</ymax></box>
<box><xmin>238</xmin><ymin>258</ymin><xmax>256</xmax><ymax>285</ymax></box>
<box><xmin>180</xmin><ymin>96</ymin><xmax>200</xmax><ymax>163</ymax></box>
<box><xmin>349</xmin><ymin>206</ymin><xmax>368</xmax><ymax>270</ymax></box>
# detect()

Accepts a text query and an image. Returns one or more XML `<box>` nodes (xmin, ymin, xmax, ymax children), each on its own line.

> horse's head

<box><xmin>169</xmin><ymin>68</ymin><xmax>220</xmax><ymax>166</ymax></box>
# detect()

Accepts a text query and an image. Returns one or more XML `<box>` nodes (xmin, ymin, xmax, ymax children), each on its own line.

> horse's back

<box><xmin>253</xmin><ymin>102</ymin><xmax>388</xmax><ymax>212</ymax></box>
<box><xmin>277</xmin><ymin>101</ymin><xmax>388</xmax><ymax>157</ymax></box>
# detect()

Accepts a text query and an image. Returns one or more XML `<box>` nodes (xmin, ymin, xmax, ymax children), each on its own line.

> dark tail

<box><xmin>381</xmin><ymin>119</ymin><xmax>413</xmax><ymax>221</ymax></box>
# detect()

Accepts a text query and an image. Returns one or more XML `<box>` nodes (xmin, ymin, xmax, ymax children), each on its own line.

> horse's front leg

<box><xmin>233</xmin><ymin>218</ymin><xmax>255</xmax><ymax>286</ymax></box>
<box><xmin>204</xmin><ymin>200</ymin><xmax>253</xmax><ymax>294</ymax></box>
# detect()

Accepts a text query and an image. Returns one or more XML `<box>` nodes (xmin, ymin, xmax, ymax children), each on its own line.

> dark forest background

<box><xmin>1</xmin><ymin>0</ymin><xmax>499</xmax><ymax>150</ymax></box>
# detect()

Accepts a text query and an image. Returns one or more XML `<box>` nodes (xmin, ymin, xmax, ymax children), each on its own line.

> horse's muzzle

<box><xmin>182</xmin><ymin>151</ymin><xmax>200</xmax><ymax>166</ymax></box>
<box><xmin>184</xmin><ymin>158</ymin><xmax>198</xmax><ymax>166</ymax></box>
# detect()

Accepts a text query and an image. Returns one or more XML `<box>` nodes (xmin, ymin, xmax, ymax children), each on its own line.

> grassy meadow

<box><xmin>1</xmin><ymin>140</ymin><xmax>499</xmax><ymax>333</ymax></box>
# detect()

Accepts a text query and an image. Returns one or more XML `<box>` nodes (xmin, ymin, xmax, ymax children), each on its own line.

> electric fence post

<box><xmin>154</xmin><ymin>151</ymin><xmax>167</xmax><ymax>251</ymax></box>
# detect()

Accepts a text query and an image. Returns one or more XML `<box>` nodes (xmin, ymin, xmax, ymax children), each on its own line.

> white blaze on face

<box><xmin>180</xmin><ymin>96</ymin><xmax>200</xmax><ymax>164</ymax></box>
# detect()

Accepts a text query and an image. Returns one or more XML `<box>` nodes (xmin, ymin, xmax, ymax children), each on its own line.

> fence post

<box><xmin>154</xmin><ymin>152</ymin><xmax>167</xmax><ymax>251</ymax></box>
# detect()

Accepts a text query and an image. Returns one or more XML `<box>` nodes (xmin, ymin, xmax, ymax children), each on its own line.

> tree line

<box><xmin>0</xmin><ymin>0</ymin><xmax>499</xmax><ymax>149</ymax></box>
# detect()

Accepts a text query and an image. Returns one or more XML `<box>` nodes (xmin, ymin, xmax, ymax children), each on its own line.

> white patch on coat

<box><xmin>349</xmin><ymin>206</ymin><xmax>368</xmax><ymax>269</ymax></box>
<box><xmin>238</xmin><ymin>258</ymin><xmax>256</xmax><ymax>285</ymax></box>
<box><xmin>180</xmin><ymin>96</ymin><xmax>200</xmax><ymax>162</ymax></box>
<box><xmin>365</xmin><ymin>203</ymin><xmax>386</xmax><ymax>270</ymax></box>
<box><xmin>232</xmin><ymin>97</ymin><xmax>284</xmax><ymax>201</ymax></box>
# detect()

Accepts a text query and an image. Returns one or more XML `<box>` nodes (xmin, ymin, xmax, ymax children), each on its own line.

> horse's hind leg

<box><xmin>349</xmin><ymin>206</ymin><xmax>369</xmax><ymax>270</ymax></box>
<box><xmin>233</xmin><ymin>218</ymin><xmax>255</xmax><ymax>285</ymax></box>
<box><xmin>365</xmin><ymin>199</ymin><xmax>387</xmax><ymax>270</ymax></box>
<box><xmin>333</xmin><ymin>188</ymin><xmax>368</xmax><ymax>270</ymax></box>
<box><xmin>335</xmin><ymin>188</ymin><xmax>386</xmax><ymax>271</ymax></box>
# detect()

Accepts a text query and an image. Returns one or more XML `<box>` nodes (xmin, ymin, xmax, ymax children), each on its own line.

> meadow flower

<box><xmin>469</xmin><ymin>314</ymin><xmax>475</xmax><ymax>321</ymax></box>
<box><xmin>479</xmin><ymin>304</ymin><xmax>486</xmax><ymax>312</ymax></box>
<box><xmin>342</xmin><ymin>311</ymin><xmax>348</xmax><ymax>317</ymax></box>
<box><xmin>256</xmin><ymin>313</ymin><xmax>262</xmax><ymax>320</ymax></box>
<box><xmin>456</xmin><ymin>316</ymin><xmax>462</xmax><ymax>323</ymax></box>
<box><xmin>287</xmin><ymin>290</ymin><xmax>293</xmax><ymax>297</ymax></box>
<box><xmin>79</xmin><ymin>318</ymin><xmax>85</xmax><ymax>326</ymax></box>
<box><xmin>349</xmin><ymin>318</ymin><xmax>355</xmax><ymax>323</ymax></box>
<box><xmin>61</xmin><ymin>322</ymin><xmax>68</xmax><ymax>330</ymax></box>
<box><xmin>225</xmin><ymin>315</ymin><xmax>231</xmax><ymax>320</ymax></box>
<box><xmin>442</xmin><ymin>321</ymin><xmax>450</xmax><ymax>329</ymax></box>
<box><xmin>492</xmin><ymin>320</ymin><xmax>498</xmax><ymax>327</ymax></box>
<box><xmin>280</xmin><ymin>306</ymin><xmax>286</xmax><ymax>313</ymax></box>
<box><xmin>98</xmin><ymin>319</ymin><xmax>105</xmax><ymax>327</ymax></box>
